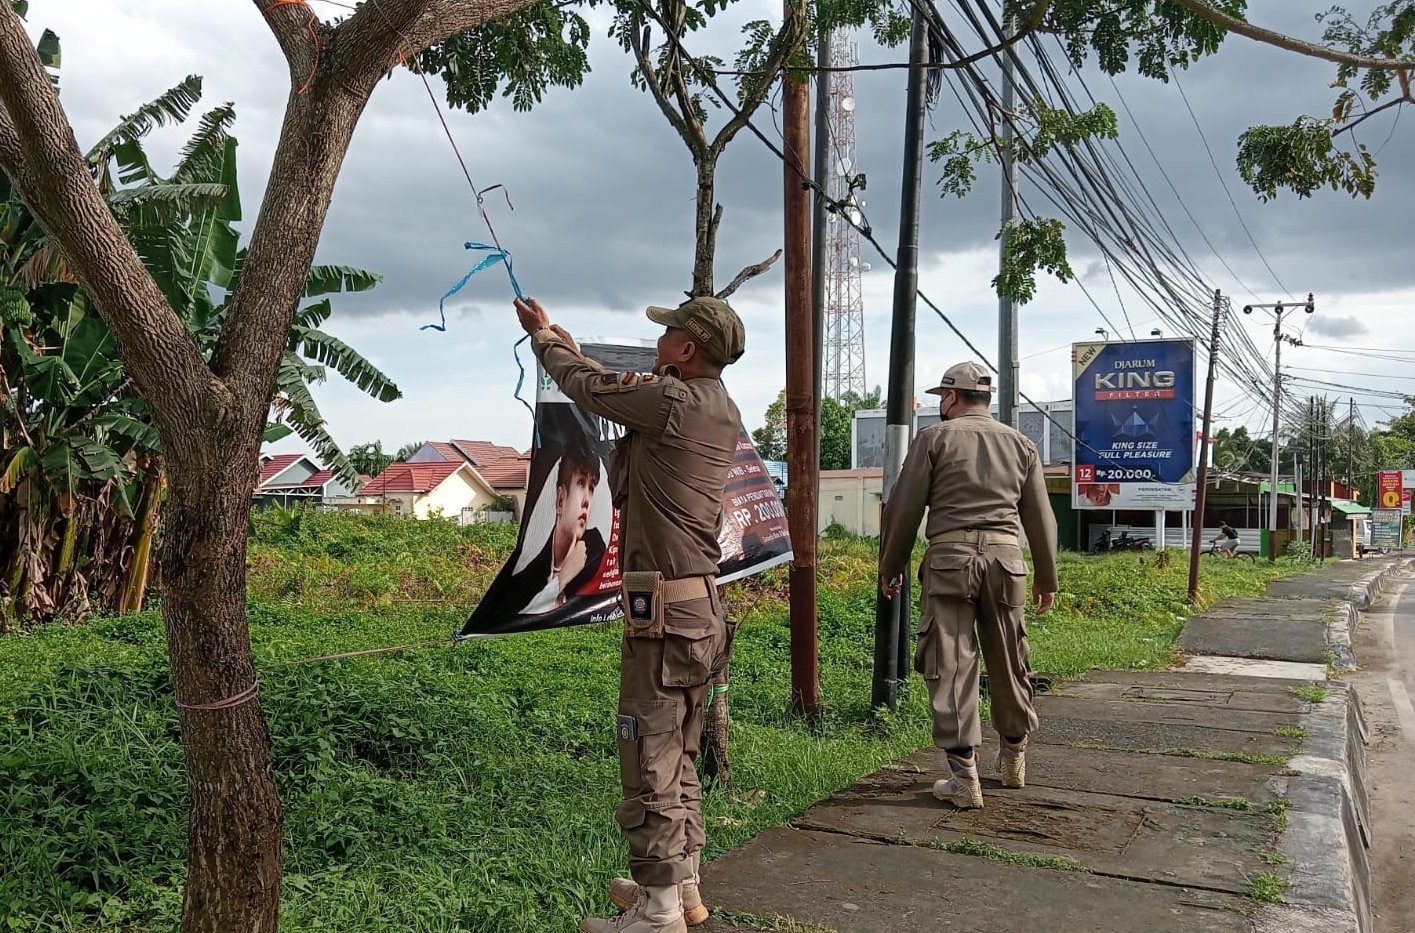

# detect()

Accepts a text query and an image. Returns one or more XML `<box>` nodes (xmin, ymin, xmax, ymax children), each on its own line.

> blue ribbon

<box><xmin>423</xmin><ymin>241</ymin><xmax>525</xmax><ymax>332</ymax></box>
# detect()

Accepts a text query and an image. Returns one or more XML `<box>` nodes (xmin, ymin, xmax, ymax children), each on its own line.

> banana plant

<box><xmin>1</xmin><ymin>47</ymin><xmax>400</xmax><ymax>625</ymax></box>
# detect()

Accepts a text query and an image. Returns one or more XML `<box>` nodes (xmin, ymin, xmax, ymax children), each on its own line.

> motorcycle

<box><xmin>1093</xmin><ymin>530</ymin><xmax>1153</xmax><ymax>554</ymax></box>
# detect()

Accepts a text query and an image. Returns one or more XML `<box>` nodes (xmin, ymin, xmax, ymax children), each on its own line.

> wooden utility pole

<box><xmin>782</xmin><ymin>0</ymin><xmax>820</xmax><ymax>718</ymax></box>
<box><xmin>1187</xmin><ymin>290</ymin><xmax>1223</xmax><ymax>602</ymax></box>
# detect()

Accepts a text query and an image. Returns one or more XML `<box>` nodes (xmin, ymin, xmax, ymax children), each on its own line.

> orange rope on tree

<box><xmin>262</xmin><ymin>0</ymin><xmax>322</xmax><ymax>94</ymax></box>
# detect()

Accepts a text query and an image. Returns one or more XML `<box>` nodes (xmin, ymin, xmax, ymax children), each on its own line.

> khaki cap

<box><xmin>925</xmin><ymin>361</ymin><xmax>995</xmax><ymax>395</ymax></box>
<box><xmin>646</xmin><ymin>296</ymin><xmax>746</xmax><ymax>365</ymax></box>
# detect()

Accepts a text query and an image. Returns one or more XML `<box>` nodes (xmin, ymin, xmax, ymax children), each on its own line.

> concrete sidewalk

<box><xmin>693</xmin><ymin>558</ymin><xmax>1410</xmax><ymax>933</ymax></box>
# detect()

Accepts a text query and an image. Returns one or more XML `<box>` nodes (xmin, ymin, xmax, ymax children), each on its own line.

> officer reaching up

<box><xmin>878</xmin><ymin>362</ymin><xmax>1058</xmax><ymax>809</ymax></box>
<box><xmin>515</xmin><ymin>294</ymin><xmax>745</xmax><ymax>933</ymax></box>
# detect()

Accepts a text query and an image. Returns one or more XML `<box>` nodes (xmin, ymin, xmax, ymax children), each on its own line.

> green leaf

<box><xmin>85</xmin><ymin>75</ymin><xmax>203</xmax><ymax>169</ymax></box>
<box><xmin>36</xmin><ymin>28</ymin><xmax>59</xmax><ymax>68</ymax></box>
<box><xmin>295</xmin><ymin>329</ymin><xmax>402</xmax><ymax>403</ymax></box>
<box><xmin>107</xmin><ymin>183</ymin><xmax>230</xmax><ymax>229</ymax></box>
<box><xmin>1</xmin><ymin>446</ymin><xmax>35</xmax><ymax>493</ymax></box>
<box><xmin>994</xmin><ymin>217</ymin><xmax>1074</xmax><ymax>305</ymax></box>
<box><xmin>10</xmin><ymin>1</ymin><xmax>30</xmax><ymax>19</ymax></box>
<box><xmin>264</xmin><ymin>423</ymin><xmax>294</xmax><ymax>443</ymax></box>
<box><xmin>304</xmin><ymin>265</ymin><xmax>381</xmax><ymax>297</ymax></box>
<box><xmin>93</xmin><ymin>411</ymin><xmax>161</xmax><ymax>453</ymax></box>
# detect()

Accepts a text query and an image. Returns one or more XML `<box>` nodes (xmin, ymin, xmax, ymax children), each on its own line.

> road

<box><xmin>1354</xmin><ymin>567</ymin><xmax>1415</xmax><ymax>933</ymax></box>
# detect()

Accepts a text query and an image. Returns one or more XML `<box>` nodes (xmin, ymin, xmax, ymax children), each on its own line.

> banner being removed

<box><xmin>459</xmin><ymin>339</ymin><xmax>792</xmax><ymax>638</ymax></box>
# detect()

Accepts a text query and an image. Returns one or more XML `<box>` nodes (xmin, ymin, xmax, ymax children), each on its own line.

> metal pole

<box><xmin>1309</xmin><ymin>396</ymin><xmax>1317</xmax><ymax>557</ymax></box>
<box><xmin>1268</xmin><ymin>308</ymin><xmax>1283</xmax><ymax>561</ymax></box>
<box><xmin>997</xmin><ymin>42</ymin><xmax>1019</xmax><ymax>428</ymax></box>
<box><xmin>782</xmin><ymin>0</ymin><xmax>820</xmax><ymax>718</ymax></box>
<box><xmin>872</xmin><ymin>3</ymin><xmax>927</xmax><ymax>712</ymax></box>
<box><xmin>1187</xmin><ymin>290</ymin><xmax>1223</xmax><ymax>602</ymax></box>
<box><xmin>1313</xmin><ymin>396</ymin><xmax>1324</xmax><ymax>563</ymax></box>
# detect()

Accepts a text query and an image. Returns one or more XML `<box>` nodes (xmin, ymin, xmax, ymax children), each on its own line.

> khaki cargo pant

<box><xmin>914</xmin><ymin>542</ymin><xmax>1038</xmax><ymax>750</ymax></box>
<box><xmin>615</xmin><ymin>589</ymin><xmax>730</xmax><ymax>887</ymax></box>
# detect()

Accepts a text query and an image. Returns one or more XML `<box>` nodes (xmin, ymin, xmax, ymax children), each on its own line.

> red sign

<box><xmin>1076</xmin><ymin>464</ymin><xmax>1096</xmax><ymax>483</ymax></box>
<box><xmin>1378</xmin><ymin>470</ymin><xmax>1404</xmax><ymax>511</ymax></box>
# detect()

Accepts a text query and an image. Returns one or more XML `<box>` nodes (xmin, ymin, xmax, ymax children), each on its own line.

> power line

<box><xmin>1171</xmin><ymin>72</ymin><xmax>1291</xmax><ymax>298</ymax></box>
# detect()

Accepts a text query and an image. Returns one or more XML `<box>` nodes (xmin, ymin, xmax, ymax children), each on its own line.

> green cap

<box><xmin>925</xmin><ymin>361</ymin><xmax>995</xmax><ymax>395</ymax></box>
<box><xmin>646</xmin><ymin>296</ymin><xmax>746</xmax><ymax>365</ymax></box>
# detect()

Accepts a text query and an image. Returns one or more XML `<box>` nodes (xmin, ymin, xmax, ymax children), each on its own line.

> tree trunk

<box><xmin>162</xmin><ymin>451</ymin><xmax>282</xmax><ymax>933</ymax></box>
<box><xmin>700</xmin><ymin>668</ymin><xmax>731</xmax><ymax>786</ymax></box>
<box><xmin>691</xmin><ymin>156</ymin><xmax>721</xmax><ymax>298</ymax></box>
<box><xmin>123</xmin><ymin>461</ymin><xmax>164</xmax><ymax>613</ymax></box>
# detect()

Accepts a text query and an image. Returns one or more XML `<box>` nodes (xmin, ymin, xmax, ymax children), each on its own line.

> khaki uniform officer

<box><xmin>514</xmin><ymin>295</ymin><xmax>745</xmax><ymax>933</ymax></box>
<box><xmin>878</xmin><ymin>362</ymin><xmax>1058</xmax><ymax>809</ymax></box>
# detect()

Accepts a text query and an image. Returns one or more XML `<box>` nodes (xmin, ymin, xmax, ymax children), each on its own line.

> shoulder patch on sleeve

<box><xmin>592</xmin><ymin>371</ymin><xmax>660</xmax><ymax>393</ymax></box>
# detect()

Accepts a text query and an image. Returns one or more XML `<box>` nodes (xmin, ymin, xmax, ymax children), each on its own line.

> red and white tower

<box><xmin>823</xmin><ymin>33</ymin><xmax>869</xmax><ymax>401</ymax></box>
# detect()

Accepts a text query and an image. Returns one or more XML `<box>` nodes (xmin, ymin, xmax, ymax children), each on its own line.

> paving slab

<box><xmin>1079</xmin><ymin>668</ymin><xmax>1318</xmax><ymax>692</ymax></box>
<box><xmin>794</xmin><ymin>779</ymin><xmax>1276</xmax><ymax>895</ymax></box>
<box><xmin>902</xmin><ymin>742</ymin><xmax>1286</xmax><ymax>806</ymax></box>
<box><xmin>1180</xmin><ymin>656</ymin><xmax>1330</xmax><ymax>680</ymax></box>
<box><xmin>1052</xmin><ymin>680</ymin><xmax>1312</xmax><ymax>713</ymax></box>
<box><xmin>1035</xmin><ymin>713</ymin><xmax>1300</xmax><ymax>759</ymax></box>
<box><xmin>1035</xmin><ymin>694</ymin><xmax>1303</xmax><ymax>733</ymax></box>
<box><xmin>1177</xmin><ymin>609</ymin><xmax>1330</xmax><ymax>663</ymax></box>
<box><xmin>700</xmin><ymin>827</ymin><xmax>1251</xmax><ymax>933</ymax></box>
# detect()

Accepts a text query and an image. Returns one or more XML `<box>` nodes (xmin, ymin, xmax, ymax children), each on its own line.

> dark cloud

<box><xmin>1306</xmin><ymin>314</ymin><xmax>1370</xmax><ymax>339</ymax></box>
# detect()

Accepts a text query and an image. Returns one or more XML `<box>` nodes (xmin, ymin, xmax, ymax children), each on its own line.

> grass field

<box><xmin>0</xmin><ymin>511</ymin><xmax>1302</xmax><ymax>931</ymax></box>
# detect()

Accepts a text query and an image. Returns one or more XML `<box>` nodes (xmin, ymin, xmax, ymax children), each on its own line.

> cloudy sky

<box><xmin>22</xmin><ymin>1</ymin><xmax>1415</xmax><ymax>460</ymax></box>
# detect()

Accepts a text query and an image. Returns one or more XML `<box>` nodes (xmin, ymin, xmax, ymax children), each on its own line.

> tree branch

<box><xmin>252</xmin><ymin>0</ymin><xmax>319</xmax><ymax>72</ymax></box>
<box><xmin>706</xmin><ymin>11</ymin><xmax>802</xmax><ymax>161</ymax></box>
<box><xmin>715</xmin><ymin>248</ymin><xmax>781</xmax><ymax>300</ymax></box>
<box><xmin>631</xmin><ymin>22</ymin><xmax>707</xmax><ymax>159</ymax></box>
<box><xmin>1334</xmin><ymin>93</ymin><xmax>1412</xmax><ymax>136</ymax></box>
<box><xmin>1168</xmin><ymin>0</ymin><xmax>1415</xmax><ymax>71</ymax></box>
<box><xmin>0</xmin><ymin>8</ymin><xmax>228</xmax><ymax>463</ymax></box>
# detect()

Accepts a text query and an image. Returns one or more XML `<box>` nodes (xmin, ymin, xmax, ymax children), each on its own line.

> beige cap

<box><xmin>646</xmin><ymin>296</ymin><xmax>746</xmax><ymax>365</ymax></box>
<box><xmin>924</xmin><ymin>361</ymin><xmax>995</xmax><ymax>395</ymax></box>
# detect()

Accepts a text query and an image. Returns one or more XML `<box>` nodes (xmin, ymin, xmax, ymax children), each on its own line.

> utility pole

<box><xmin>1318</xmin><ymin>396</ymin><xmax>1328</xmax><ymax>562</ymax></box>
<box><xmin>1243</xmin><ymin>294</ymin><xmax>1315</xmax><ymax>560</ymax></box>
<box><xmin>1349</xmin><ymin>397</ymin><xmax>1356</xmax><ymax>495</ymax></box>
<box><xmin>873</xmin><ymin>3</ymin><xmax>928</xmax><ymax>711</ymax></box>
<box><xmin>1187</xmin><ymin>290</ymin><xmax>1224</xmax><ymax>602</ymax></box>
<box><xmin>996</xmin><ymin>35</ymin><xmax>1019</xmax><ymax>427</ymax></box>
<box><xmin>782</xmin><ymin>0</ymin><xmax>819</xmax><ymax>718</ymax></box>
<box><xmin>1309</xmin><ymin>396</ymin><xmax>1317</xmax><ymax>557</ymax></box>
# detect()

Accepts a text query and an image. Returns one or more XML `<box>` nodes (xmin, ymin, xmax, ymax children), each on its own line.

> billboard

<box><xmin>458</xmin><ymin>339</ymin><xmax>792</xmax><ymax>638</ymax></box>
<box><xmin>1378</xmin><ymin>470</ymin><xmax>1405</xmax><ymax>511</ymax></box>
<box><xmin>1072</xmin><ymin>338</ymin><xmax>1197</xmax><ymax>510</ymax></box>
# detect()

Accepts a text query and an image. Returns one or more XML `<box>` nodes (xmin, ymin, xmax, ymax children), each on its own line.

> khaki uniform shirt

<box><xmin>531</xmin><ymin>330</ymin><xmax>742</xmax><ymax>580</ymax></box>
<box><xmin>879</xmin><ymin>408</ymin><xmax>1059</xmax><ymax>591</ymax></box>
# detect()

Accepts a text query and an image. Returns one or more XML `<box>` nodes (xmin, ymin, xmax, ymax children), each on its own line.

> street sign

<box><xmin>1378</xmin><ymin>470</ymin><xmax>1404</xmax><ymax>510</ymax></box>
<box><xmin>1371</xmin><ymin>509</ymin><xmax>1403</xmax><ymax>550</ymax></box>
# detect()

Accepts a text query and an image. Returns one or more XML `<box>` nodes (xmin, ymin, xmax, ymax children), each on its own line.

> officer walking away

<box><xmin>514</xmin><ymin>294</ymin><xmax>745</xmax><ymax>933</ymax></box>
<box><xmin>878</xmin><ymin>362</ymin><xmax>1058</xmax><ymax>809</ymax></box>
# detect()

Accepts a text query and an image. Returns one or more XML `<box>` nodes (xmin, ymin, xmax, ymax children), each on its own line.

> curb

<box><xmin>1327</xmin><ymin>558</ymin><xmax>1412</xmax><ymax>670</ymax></box>
<box><xmin>1263</xmin><ymin>562</ymin><xmax>1409</xmax><ymax>933</ymax></box>
<box><xmin>1259</xmin><ymin>682</ymin><xmax>1371</xmax><ymax>933</ymax></box>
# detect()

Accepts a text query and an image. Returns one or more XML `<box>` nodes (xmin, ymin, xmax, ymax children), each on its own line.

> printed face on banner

<box><xmin>459</xmin><ymin>340</ymin><xmax>791</xmax><ymax>638</ymax></box>
<box><xmin>1071</xmin><ymin>339</ymin><xmax>1197</xmax><ymax>511</ymax></box>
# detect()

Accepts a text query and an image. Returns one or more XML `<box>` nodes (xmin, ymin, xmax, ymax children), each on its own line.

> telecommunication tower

<box><xmin>823</xmin><ymin>33</ymin><xmax>869</xmax><ymax>401</ymax></box>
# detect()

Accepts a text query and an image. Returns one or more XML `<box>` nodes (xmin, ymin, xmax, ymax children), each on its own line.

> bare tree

<box><xmin>0</xmin><ymin>2</ymin><xmax>543</xmax><ymax>929</ymax></box>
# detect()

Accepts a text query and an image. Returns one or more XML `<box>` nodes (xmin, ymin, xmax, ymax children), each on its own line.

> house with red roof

<box><xmin>331</xmin><ymin>460</ymin><xmax>509</xmax><ymax>522</ymax></box>
<box><xmin>254</xmin><ymin>454</ymin><xmax>359</xmax><ymax>508</ymax></box>
<box><xmin>406</xmin><ymin>438</ymin><xmax>531</xmax><ymax>517</ymax></box>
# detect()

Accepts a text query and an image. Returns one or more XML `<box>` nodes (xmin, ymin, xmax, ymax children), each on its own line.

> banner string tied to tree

<box><xmin>177</xmin><ymin>680</ymin><xmax>260</xmax><ymax>711</ymax></box>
